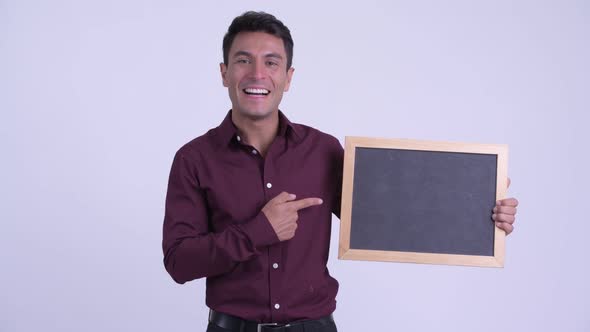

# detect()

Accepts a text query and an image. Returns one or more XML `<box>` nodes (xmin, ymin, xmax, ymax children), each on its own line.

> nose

<box><xmin>248</xmin><ymin>59</ymin><xmax>266</xmax><ymax>80</ymax></box>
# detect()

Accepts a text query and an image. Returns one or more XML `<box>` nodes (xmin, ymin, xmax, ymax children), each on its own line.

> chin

<box><xmin>237</xmin><ymin>108</ymin><xmax>276</xmax><ymax>121</ymax></box>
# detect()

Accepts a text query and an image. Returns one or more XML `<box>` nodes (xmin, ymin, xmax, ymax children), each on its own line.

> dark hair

<box><xmin>223</xmin><ymin>11</ymin><xmax>294</xmax><ymax>70</ymax></box>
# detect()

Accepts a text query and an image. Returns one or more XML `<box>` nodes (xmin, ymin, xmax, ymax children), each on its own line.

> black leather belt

<box><xmin>209</xmin><ymin>309</ymin><xmax>334</xmax><ymax>332</ymax></box>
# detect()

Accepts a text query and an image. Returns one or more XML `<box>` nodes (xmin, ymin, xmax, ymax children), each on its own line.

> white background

<box><xmin>2</xmin><ymin>1</ymin><xmax>589</xmax><ymax>331</ymax></box>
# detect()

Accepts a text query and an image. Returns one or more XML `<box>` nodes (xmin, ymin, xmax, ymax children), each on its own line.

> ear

<box><xmin>284</xmin><ymin>67</ymin><xmax>295</xmax><ymax>92</ymax></box>
<box><xmin>220</xmin><ymin>62</ymin><xmax>228</xmax><ymax>87</ymax></box>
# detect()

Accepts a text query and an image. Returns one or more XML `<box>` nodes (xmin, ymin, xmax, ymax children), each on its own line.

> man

<box><xmin>162</xmin><ymin>11</ymin><xmax>519</xmax><ymax>332</ymax></box>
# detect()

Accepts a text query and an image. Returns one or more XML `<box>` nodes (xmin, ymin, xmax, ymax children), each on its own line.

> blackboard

<box><xmin>338</xmin><ymin>137</ymin><xmax>508</xmax><ymax>267</ymax></box>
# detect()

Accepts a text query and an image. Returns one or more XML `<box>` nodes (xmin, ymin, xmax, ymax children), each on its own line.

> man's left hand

<box><xmin>493</xmin><ymin>177</ymin><xmax>519</xmax><ymax>235</ymax></box>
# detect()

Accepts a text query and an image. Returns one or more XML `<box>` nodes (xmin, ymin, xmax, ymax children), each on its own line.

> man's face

<box><xmin>221</xmin><ymin>31</ymin><xmax>294</xmax><ymax>120</ymax></box>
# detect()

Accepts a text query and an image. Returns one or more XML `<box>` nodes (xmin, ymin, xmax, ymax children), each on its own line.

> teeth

<box><xmin>244</xmin><ymin>88</ymin><xmax>269</xmax><ymax>95</ymax></box>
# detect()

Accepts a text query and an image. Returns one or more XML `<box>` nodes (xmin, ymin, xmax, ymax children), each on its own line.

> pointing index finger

<box><xmin>289</xmin><ymin>197</ymin><xmax>323</xmax><ymax>211</ymax></box>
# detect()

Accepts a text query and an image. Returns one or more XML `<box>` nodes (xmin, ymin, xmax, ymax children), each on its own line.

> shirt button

<box><xmin>272</xmin><ymin>263</ymin><xmax>279</xmax><ymax>269</ymax></box>
<box><xmin>266</xmin><ymin>183</ymin><xmax>272</xmax><ymax>189</ymax></box>
<box><xmin>274</xmin><ymin>303</ymin><xmax>280</xmax><ymax>310</ymax></box>
<box><xmin>251</xmin><ymin>149</ymin><xmax>257</xmax><ymax>155</ymax></box>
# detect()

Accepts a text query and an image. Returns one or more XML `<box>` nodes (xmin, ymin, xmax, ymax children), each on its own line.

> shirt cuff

<box><xmin>239</xmin><ymin>212</ymin><xmax>280</xmax><ymax>248</ymax></box>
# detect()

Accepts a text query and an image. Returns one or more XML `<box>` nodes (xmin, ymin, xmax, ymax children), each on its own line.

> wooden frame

<box><xmin>338</xmin><ymin>136</ymin><xmax>508</xmax><ymax>267</ymax></box>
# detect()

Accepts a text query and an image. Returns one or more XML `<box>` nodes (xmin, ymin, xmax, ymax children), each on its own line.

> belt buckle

<box><xmin>257</xmin><ymin>322</ymin><xmax>280</xmax><ymax>332</ymax></box>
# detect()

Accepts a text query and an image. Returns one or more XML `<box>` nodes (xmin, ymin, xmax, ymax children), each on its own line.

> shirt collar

<box><xmin>214</xmin><ymin>110</ymin><xmax>303</xmax><ymax>146</ymax></box>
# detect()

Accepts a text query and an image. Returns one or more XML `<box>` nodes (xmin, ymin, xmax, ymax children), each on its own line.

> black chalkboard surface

<box><xmin>338</xmin><ymin>137</ymin><xmax>508</xmax><ymax>267</ymax></box>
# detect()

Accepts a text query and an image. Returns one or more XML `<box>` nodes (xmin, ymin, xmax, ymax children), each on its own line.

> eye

<box><xmin>266</xmin><ymin>61</ymin><xmax>279</xmax><ymax>67</ymax></box>
<box><xmin>236</xmin><ymin>58</ymin><xmax>250</xmax><ymax>64</ymax></box>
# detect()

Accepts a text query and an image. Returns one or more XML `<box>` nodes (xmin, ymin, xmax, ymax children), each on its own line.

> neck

<box><xmin>231</xmin><ymin>110</ymin><xmax>279</xmax><ymax>157</ymax></box>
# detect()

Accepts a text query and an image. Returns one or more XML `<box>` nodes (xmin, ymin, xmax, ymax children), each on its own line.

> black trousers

<box><xmin>206</xmin><ymin>320</ymin><xmax>338</xmax><ymax>332</ymax></box>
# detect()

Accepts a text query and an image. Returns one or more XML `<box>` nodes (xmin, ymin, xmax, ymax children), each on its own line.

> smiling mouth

<box><xmin>243</xmin><ymin>88</ymin><xmax>270</xmax><ymax>96</ymax></box>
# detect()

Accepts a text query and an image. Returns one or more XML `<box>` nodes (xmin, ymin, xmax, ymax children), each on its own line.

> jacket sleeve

<box><xmin>162</xmin><ymin>148</ymin><xmax>279</xmax><ymax>284</ymax></box>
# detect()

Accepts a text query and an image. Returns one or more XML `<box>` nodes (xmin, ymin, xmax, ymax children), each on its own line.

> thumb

<box><xmin>271</xmin><ymin>191</ymin><xmax>297</xmax><ymax>204</ymax></box>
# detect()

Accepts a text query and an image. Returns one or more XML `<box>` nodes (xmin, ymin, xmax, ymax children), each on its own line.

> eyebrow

<box><xmin>265</xmin><ymin>53</ymin><xmax>284</xmax><ymax>60</ymax></box>
<box><xmin>232</xmin><ymin>51</ymin><xmax>284</xmax><ymax>60</ymax></box>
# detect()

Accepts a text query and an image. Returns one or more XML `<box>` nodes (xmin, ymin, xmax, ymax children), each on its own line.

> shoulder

<box><xmin>172</xmin><ymin>128</ymin><xmax>218</xmax><ymax>164</ymax></box>
<box><xmin>291</xmin><ymin>122</ymin><xmax>342</xmax><ymax>152</ymax></box>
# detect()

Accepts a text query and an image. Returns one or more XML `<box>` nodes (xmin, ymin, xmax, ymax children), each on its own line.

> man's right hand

<box><xmin>262</xmin><ymin>191</ymin><xmax>323</xmax><ymax>241</ymax></box>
